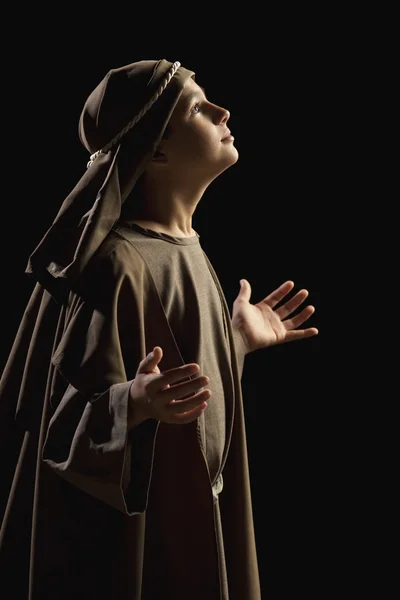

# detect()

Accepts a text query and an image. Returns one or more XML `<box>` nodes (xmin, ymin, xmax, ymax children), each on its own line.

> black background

<box><xmin>1</xmin><ymin>20</ymin><xmax>323</xmax><ymax>596</ymax></box>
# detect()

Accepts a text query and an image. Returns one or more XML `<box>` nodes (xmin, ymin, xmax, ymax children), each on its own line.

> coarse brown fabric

<box><xmin>0</xmin><ymin>58</ymin><xmax>260</xmax><ymax>599</ymax></box>
<box><xmin>0</xmin><ymin>225</ymin><xmax>260</xmax><ymax>599</ymax></box>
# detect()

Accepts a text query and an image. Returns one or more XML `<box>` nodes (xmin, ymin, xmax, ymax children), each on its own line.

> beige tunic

<box><xmin>122</xmin><ymin>223</ymin><xmax>234</xmax><ymax>599</ymax></box>
<box><xmin>124</xmin><ymin>223</ymin><xmax>231</xmax><ymax>487</ymax></box>
<box><xmin>123</xmin><ymin>224</ymin><xmax>232</xmax><ymax>600</ymax></box>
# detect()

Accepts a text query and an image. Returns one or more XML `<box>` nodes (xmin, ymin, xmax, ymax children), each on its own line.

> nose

<box><xmin>213</xmin><ymin>105</ymin><xmax>230</xmax><ymax>125</ymax></box>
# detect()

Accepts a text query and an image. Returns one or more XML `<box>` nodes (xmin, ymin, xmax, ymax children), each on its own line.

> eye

<box><xmin>191</xmin><ymin>102</ymin><xmax>201</xmax><ymax>115</ymax></box>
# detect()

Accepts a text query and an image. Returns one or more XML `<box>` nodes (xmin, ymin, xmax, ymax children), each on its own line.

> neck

<box><xmin>125</xmin><ymin>175</ymin><xmax>209</xmax><ymax>237</ymax></box>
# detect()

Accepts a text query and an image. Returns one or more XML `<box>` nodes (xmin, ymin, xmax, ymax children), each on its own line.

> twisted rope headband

<box><xmin>87</xmin><ymin>61</ymin><xmax>181</xmax><ymax>168</ymax></box>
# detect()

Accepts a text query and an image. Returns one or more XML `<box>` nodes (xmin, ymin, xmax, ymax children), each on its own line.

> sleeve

<box><xmin>42</xmin><ymin>381</ymin><xmax>158</xmax><ymax>515</ymax></box>
<box><xmin>41</xmin><ymin>240</ymin><xmax>166</xmax><ymax>515</ymax></box>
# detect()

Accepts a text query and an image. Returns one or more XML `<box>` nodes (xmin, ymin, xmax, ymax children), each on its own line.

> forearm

<box><xmin>127</xmin><ymin>380</ymin><xmax>152</xmax><ymax>429</ymax></box>
<box><xmin>232</xmin><ymin>326</ymin><xmax>248</xmax><ymax>378</ymax></box>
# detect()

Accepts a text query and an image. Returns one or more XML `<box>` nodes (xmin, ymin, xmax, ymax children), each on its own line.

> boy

<box><xmin>0</xmin><ymin>59</ymin><xmax>317</xmax><ymax>599</ymax></box>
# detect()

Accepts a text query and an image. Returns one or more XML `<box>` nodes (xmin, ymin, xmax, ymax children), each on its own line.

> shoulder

<box><xmin>91</xmin><ymin>227</ymin><xmax>146</xmax><ymax>273</ymax></box>
<box><xmin>75</xmin><ymin>228</ymin><xmax>149</xmax><ymax>300</ymax></box>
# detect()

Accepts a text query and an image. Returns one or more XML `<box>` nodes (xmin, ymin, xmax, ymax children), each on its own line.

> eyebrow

<box><xmin>185</xmin><ymin>86</ymin><xmax>208</xmax><ymax>106</ymax></box>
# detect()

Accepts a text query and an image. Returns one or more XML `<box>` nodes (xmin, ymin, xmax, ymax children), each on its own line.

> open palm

<box><xmin>232</xmin><ymin>279</ymin><xmax>318</xmax><ymax>352</ymax></box>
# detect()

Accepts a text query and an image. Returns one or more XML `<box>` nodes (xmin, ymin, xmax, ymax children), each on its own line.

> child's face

<box><xmin>160</xmin><ymin>77</ymin><xmax>238</xmax><ymax>179</ymax></box>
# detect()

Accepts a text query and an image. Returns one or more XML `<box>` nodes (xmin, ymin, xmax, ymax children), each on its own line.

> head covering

<box><xmin>26</xmin><ymin>59</ymin><xmax>195</xmax><ymax>300</ymax></box>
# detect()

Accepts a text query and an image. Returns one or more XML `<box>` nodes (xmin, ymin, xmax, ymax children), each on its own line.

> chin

<box><xmin>223</xmin><ymin>147</ymin><xmax>239</xmax><ymax>169</ymax></box>
<box><xmin>212</xmin><ymin>155</ymin><xmax>239</xmax><ymax>180</ymax></box>
<box><xmin>199</xmin><ymin>149</ymin><xmax>240</xmax><ymax>182</ymax></box>
<box><xmin>231</xmin><ymin>147</ymin><xmax>239</xmax><ymax>163</ymax></box>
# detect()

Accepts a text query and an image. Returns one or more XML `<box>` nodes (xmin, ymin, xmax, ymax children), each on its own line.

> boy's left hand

<box><xmin>232</xmin><ymin>279</ymin><xmax>318</xmax><ymax>353</ymax></box>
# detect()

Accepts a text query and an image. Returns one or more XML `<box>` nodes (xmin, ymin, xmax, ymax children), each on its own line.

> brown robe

<box><xmin>0</xmin><ymin>223</ymin><xmax>261</xmax><ymax>600</ymax></box>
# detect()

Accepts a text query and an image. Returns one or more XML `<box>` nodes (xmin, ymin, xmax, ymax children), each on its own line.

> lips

<box><xmin>221</xmin><ymin>129</ymin><xmax>231</xmax><ymax>140</ymax></box>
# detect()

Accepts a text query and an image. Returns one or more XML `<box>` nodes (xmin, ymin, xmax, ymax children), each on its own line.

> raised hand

<box><xmin>232</xmin><ymin>279</ymin><xmax>318</xmax><ymax>353</ymax></box>
<box><xmin>128</xmin><ymin>346</ymin><xmax>210</xmax><ymax>426</ymax></box>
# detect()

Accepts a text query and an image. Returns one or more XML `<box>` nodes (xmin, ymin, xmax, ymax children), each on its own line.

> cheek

<box><xmin>182</xmin><ymin>129</ymin><xmax>220</xmax><ymax>158</ymax></box>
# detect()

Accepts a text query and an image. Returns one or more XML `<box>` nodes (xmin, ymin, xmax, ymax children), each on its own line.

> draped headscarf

<box><xmin>26</xmin><ymin>59</ymin><xmax>195</xmax><ymax>300</ymax></box>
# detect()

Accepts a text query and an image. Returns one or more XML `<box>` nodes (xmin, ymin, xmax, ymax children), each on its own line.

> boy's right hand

<box><xmin>128</xmin><ymin>346</ymin><xmax>210</xmax><ymax>426</ymax></box>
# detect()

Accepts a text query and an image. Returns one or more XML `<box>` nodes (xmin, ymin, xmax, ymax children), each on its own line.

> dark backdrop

<box><xmin>1</xmin><ymin>30</ymin><xmax>323</xmax><ymax>597</ymax></box>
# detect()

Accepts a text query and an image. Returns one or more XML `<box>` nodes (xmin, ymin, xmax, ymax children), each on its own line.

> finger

<box><xmin>263</xmin><ymin>281</ymin><xmax>295</xmax><ymax>308</ymax></box>
<box><xmin>283</xmin><ymin>305</ymin><xmax>316</xmax><ymax>330</ymax></box>
<box><xmin>275</xmin><ymin>289</ymin><xmax>309</xmax><ymax>319</ymax></box>
<box><xmin>156</xmin><ymin>375</ymin><xmax>210</xmax><ymax>403</ymax></box>
<box><xmin>171</xmin><ymin>400</ymin><xmax>209</xmax><ymax>424</ymax></box>
<box><xmin>281</xmin><ymin>327</ymin><xmax>319</xmax><ymax>343</ymax></box>
<box><xmin>150</xmin><ymin>363</ymin><xmax>201</xmax><ymax>391</ymax></box>
<box><xmin>137</xmin><ymin>347</ymin><xmax>163</xmax><ymax>374</ymax></box>
<box><xmin>236</xmin><ymin>279</ymin><xmax>251</xmax><ymax>303</ymax></box>
<box><xmin>167</xmin><ymin>389</ymin><xmax>211</xmax><ymax>415</ymax></box>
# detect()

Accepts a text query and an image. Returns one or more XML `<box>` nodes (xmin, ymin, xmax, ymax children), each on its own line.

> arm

<box><xmin>43</xmin><ymin>349</ymin><xmax>210</xmax><ymax>516</ymax></box>
<box><xmin>232</xmin><ymin>326</ymin><xmax>248</xmax><ymax>378</ymax></box>
<box><xmin>40</xmin><ymin>242</ymin><xmax>158</xmax><ymax>516</ymax></box>
<box><xmin>42</xmin><ymin>241</ymin><xmax>210</xmax><ymax>514</ymax></box>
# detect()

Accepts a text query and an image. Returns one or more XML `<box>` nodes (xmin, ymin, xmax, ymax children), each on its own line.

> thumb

<box><xmin>137</xmin><ymin>346</ymin><xmax>163</xmax><ymax>374</ymax></box>
<box><xmin>238</xmin><ymin>279</ymin><xmax>251</xmax><ymax>302</ymax></box>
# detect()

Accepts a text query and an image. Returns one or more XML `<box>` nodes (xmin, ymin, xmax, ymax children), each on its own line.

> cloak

<box><xmin>0</xmin><ymin>225</ymin><xmax>261</xmax><ymax>599</ymax></box>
